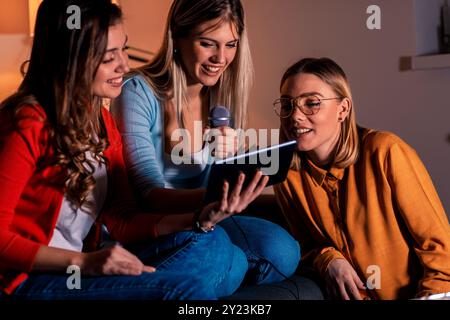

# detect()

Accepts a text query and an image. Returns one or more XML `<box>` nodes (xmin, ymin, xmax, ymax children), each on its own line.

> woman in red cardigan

<box><xmin>0</xmin><ymin>0</ymin><xmax>267</xmax><ymax>300</ymax></box>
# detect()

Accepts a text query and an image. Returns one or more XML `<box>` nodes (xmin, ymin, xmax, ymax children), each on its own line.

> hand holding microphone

<box><xmin>205</xmin><ymin>106</ymin><xmax>239</xmax><ymax>159</ymax></box>
<box><xmin>208</xmin><ymin>105</ymin><xmax>231</xmax><ymax>128</ymax></box>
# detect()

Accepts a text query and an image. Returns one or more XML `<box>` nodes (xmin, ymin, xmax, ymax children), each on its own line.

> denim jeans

<box><xmin>2</xmin><ymin>217</ymin><xmax>299</xmax><ymax>300</ymax></box>
<box><xmin>3</xmin><ymin>226</ymin><xmax>244</xmax><ymax>300</ymax></box>
<box><xmin>132</xmin><ymin>216</ymin><xmax>301</xmax><ymax>295</ymax></box>
<box><xmin>219</xmin><ymin>216</ymin><xmax>301</xmax><ymax>285</ymax></box>
<box><xmin>126</xmin><ymin>225</ymin><xmax>248</xmax><ymax>298</ymax></box>
<box><xmin>6</xmin><ymin>272</ymin><xmax>214</xmax><ymax>300</ymax></box>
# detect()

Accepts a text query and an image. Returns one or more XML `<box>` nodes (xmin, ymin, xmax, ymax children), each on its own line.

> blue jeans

<box><xmin>7</xmin><ymin>272</ymin><xmax>214</xmax><ymax>300</ymax></box>
<box><xmin>219</xmin><ymin>216</ymin><xmax>301</xmax><ymax>285</ymax></box>
<box><xmin>127</xmin><ymin>225</ymin><xmax>247</xmax><ymax>298</ymax></box>
<box><xmin>3</xmin><ymin>217</ymin><xmax>299</xmax><ymax>300</ymax></box>
<box><xmin>3</xmin><ymin>227</ymin><xmax>245</xmax><ymax>300</ymax></box>
<box><xmin>132</xmin><ymin>216</ymin><xmax>300</xmax><ymax>295</ymax></box>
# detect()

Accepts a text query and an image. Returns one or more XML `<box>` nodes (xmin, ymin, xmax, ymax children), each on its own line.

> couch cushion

<box><xmin>221</xmin><ymin>275</ymin><xmax>325</xmax><ymax>300</ymax></box>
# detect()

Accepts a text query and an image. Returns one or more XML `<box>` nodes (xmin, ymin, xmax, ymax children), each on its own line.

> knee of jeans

<box><xmin>232</xmin><ymin>245</ymin><xmax>248</xmax><ymax>276</ymax></box>
<box><xmin>197</xmin><ymin>226</ymin><xmax>235</xmax><ymax>256</ymax></box>
<box><xmin>193</xmin><ymin>226</ymin><xmax>242</xmax><ymax>274</ymax></box>
<box><xmin>209</xmin><ymin>227</ymin><xmax>248</xmax><ymax>267</ymax></box>
<box><xmin>183</xmin><ymin>275</ymin><xmax>217</xmax><ymax>300</ymax></box>
<box><xmin>217</xmin><ymin>245</ymin><xmax>248</xmax><ymax>297</ymax></box>
<box><xmin>259</xmin><ymin>225</ymin><xmax>301</xmax><ymax>278</ymax></box>
<box><xmin>193</xmin><ymin>228</ymin><xmax>248</xmax><ymax>298</ymax></box>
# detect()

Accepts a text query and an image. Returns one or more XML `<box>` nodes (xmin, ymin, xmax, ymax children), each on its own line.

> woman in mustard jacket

<box><xmin>273</xmin><ymin>57</ymin><xmax>450</xmax><ymax>300</ymax></box>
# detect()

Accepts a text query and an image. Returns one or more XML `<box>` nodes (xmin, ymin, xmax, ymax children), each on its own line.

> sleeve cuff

<box><xmin>313</xmin><ymin>247</ymin><xmax>345</xmax><ymax>277</ymax></box>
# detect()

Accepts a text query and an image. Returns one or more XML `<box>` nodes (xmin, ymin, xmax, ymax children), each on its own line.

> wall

<box><xmin>242</xmin><ymin>0</ymin><xmax>450</xmax><ymax>215</ymax></box>
<box><xmin>119</xmin><ymin>0</ymin><xmax>172</xmax><ymax>67</ymax></box>
<box><xmin>0</xmin><ymin>34</ymin><xmax>30</xmax><ymax>100</ymax></box>
<box><xmin>0</xmin><ymin>0</ymin><xmax>31</xmax><ymax>100</ymax></box>
<box><xmin>0</xmin><ymin>0</ymin><xmax>449</xmax><ymax>215</ymax></box>
<box><xmin>0</xmin><ymin>0</ymin><xmax>28</xmax><ymax>34</ymax></box>
<box><xmin>0</xmin><ymin>0</ymin><xmax>174</xmax><ymax>99</ymax></box>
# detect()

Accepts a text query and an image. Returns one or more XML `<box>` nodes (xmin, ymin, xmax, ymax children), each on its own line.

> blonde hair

<box><xmin>279</xmin><ymin>57</ymin><xmax>360</xmax><ymax>170</ymax></box>
<box><xmin>134</xmin><ymin>0</ymin><xmax>253</xmax><ymax>129</ymax></box>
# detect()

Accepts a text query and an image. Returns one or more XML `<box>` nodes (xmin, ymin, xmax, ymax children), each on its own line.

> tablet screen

<box><xmin>204</xmin><ymin>140</ymin><xmax>297</xmax><ymax>203</ymax></box>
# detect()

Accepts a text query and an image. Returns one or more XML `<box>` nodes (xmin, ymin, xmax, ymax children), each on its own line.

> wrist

<box><xmin>70</xmin><ymin>252</ymin><xmax>85</xmax><ymax>270</ymax></box>
<box><xmin>193</xmin><ymin>208</ymin><xmax>215</xmax><ymax>233</ymax></box>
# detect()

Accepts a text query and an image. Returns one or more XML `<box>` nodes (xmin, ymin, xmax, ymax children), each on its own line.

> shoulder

<box><xmin>121</xmin><ymin>73</ymin><xmax>159</xmax><ymax>101</ymax></box>
<box><xmin>114</xmin><ymin>73</ymin><xmax>162</xmax><ymax>120</ymax></box>
<box><xmin>0</xmin><ymin>104</ymin><xmax>50</xmax><ymax>159</ymax></box>
<box><xmin>359</xmin><ymin>128</ymin><xmax>419</xmax><ymax>171</ymax></box>
<box><xmin>360</xmin><ymin>128</ymin><xmax>413</xmax><ymax>155</ymax></box>
<box><xmin>9</xmin><ymin>103</ymin><xmax>46</xmax><ymax>120</ymax></box>
<box><xmin>0</xmin><ymin>103</ymin><xmax>47</xmax><ymax>132</ymax></box>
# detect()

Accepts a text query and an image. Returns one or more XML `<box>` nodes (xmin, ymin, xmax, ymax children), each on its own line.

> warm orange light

<box><xmin>28</xmin><ymin>0</ymin><xmax>120</xmax><ymax>37</ymax></box>
<box><xmin>28</xmin><ymin>0</ymin><xmax>42</xmax><ymax>37</ymax></box>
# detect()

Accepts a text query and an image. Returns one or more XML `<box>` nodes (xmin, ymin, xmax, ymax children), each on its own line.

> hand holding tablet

<box><xmin>204</xmin><ymin>140</ymin><xmax>297</xmax><ymax>203</ymax></box>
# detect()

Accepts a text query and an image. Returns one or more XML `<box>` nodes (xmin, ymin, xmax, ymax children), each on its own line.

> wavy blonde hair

<box><xmin>134</xmin><ymin>0</ymin><xmax>253</xmax><ymax>129</ymax></box>
<box><xmin>279</xmin><ymin>57</ymin><xmax>360</xmax><ymax>170</ymax></box>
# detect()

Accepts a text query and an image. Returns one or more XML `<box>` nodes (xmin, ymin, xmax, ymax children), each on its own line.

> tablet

<box><xmin>204</xmin><ymin>140</ymin><xmax>297</xmax><ymax>203</ymax></box>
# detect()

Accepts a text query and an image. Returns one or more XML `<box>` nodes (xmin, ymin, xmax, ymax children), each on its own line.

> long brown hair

<box><xmin>0</xmin><ymin>0</ymin><xmax>122</xmax><ymax>211</ymax></box>
<box><xmin>135</xmin><ymin>0</ymin><xmax>253</xmax><ymax>129</ymax></box>
<box><xmin>279</xmin><ymin>58</ymin><xmax>360</xmax><ymax>169</ymax></box>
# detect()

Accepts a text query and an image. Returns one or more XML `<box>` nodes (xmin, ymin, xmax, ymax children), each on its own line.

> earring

<box><xmin>174</xmin><ymin>48</ymin><xmax>178</xmax><ymax>54</ymax></box>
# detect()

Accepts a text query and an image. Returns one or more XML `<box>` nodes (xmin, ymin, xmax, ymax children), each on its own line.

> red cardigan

<box><xmin>0</xmin><ymin>104</ymin><xmax>164</xmax><ymax>294</ymax></box>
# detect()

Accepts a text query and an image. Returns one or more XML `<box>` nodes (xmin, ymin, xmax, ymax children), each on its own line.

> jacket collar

<box><xmin>304</xmin><ymin>156</ymin><xmax>345</xmax><ymax>186</ymax></box>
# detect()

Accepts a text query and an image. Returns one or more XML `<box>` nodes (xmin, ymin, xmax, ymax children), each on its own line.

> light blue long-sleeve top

<box><xmin>111</xmin><ymin>78</ymin><xmax>302</xmax><ymax>285</ymax></box>
<box><xmin>111</xmin><ymin>75</ymin><xmax>212</xmax><ymax>199</ymax></box>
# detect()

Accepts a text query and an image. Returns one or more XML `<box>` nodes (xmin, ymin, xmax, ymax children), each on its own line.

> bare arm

<box><xmin>156</xmin><ymin>172</ymin><xmax>269</xmax><ymax>236</ymax></box>
<box><xmin>156</xmin><ymin>213</ymin><xmax>196</xmax><ymax>235</ymax></box>
<box><xmin>31</xmin><ymin>245</ymin><xmax>84</xmax><ymax>272</ymax></box>
<box><xmin>32</xmin><ymin>245</ymin><xmax>155</xmax><ymax>275</ymax></box>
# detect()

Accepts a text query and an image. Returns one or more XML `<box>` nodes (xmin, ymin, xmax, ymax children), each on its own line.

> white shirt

<box><xmin>48</xmin><ymin>152</ymin><xmax>107</xmax><ymax>252</ymax></box>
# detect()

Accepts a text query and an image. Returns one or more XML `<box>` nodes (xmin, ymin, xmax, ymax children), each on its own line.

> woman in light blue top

<box><xmin>112</xmin><ymin>0</ymin><xmax>300</xmax><ymax>293</ymax></box>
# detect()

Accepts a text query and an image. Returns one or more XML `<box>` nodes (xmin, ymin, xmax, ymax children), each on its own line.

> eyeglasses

<box><xmin>273</xmin><ymin>95</ymin><xmax>342</xmax><ymax>118</ymax></box>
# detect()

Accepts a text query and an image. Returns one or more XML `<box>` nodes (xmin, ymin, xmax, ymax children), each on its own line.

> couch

<box><xmin>222</xmin><ymin>194</ymin><xmax>325</xmax><ymax>300</ymax></box>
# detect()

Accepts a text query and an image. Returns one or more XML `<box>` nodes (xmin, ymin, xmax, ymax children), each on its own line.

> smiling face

<box><xmin>177</xmin><ymin>18</ymin><xmax>239</xmax><ymax>87</ymax></box>
<box><xmin>280</xmin><ymin>73</ymin><xmax>350</xmax><ymax>165</ymax></box>
<box><xmin>92</xmin><ymin>23</ymin><xmax>130</xmax><ymax>99</ymax></box>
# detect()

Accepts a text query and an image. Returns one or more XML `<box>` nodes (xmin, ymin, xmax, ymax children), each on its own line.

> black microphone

<box><xmin>208</xmin><ymin>106</ymin><xmax>231</xmax><ymax>128</ymax></box>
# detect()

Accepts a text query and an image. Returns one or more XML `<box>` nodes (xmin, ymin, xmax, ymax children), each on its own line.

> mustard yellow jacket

<box><xmin>275</xmin><ymin>129</ymin><xmax>450</xmax><ymax>299</ymax></box>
